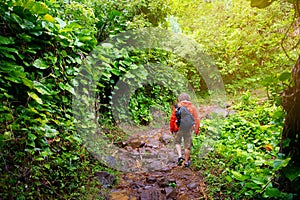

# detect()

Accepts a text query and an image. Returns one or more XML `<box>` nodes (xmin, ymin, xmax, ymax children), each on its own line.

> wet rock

<box><xmin>157</xmin><ymin>177</ymin><xmax>169</xmax><ymax>188</ymax></box>
<box><xmin>165</xmin><ymin>187</ymin><xmax>177</xmax><ymax>199</ymax></box>
<box><xmin>160</xmin><ymin>166</ymin><xmax>172</xmax><ymax>172</ymax></box>
<box><xmin>159</xmin><ymin>133</ymin><xmax>172</xmax><ymax>144</ymax></box>
<box><xmin>146</xmin><ymin>176</ymin><xmax>157</xmax><ymax>184</ymax></box>
<box><xmin>187</xmin><ymin>182</ymin><xmax>198</xmax><ymax>190</ymax></box>
<box><xmin>131</xmin><ymin>182</ymin><xmax>144</xmax><ymax>189</ymax></box>
<box><xmin>148</xmin><ymin>160</ymin><xmax>163</xmax><ymax>171</ymax></box>
<box><xmin>94</xmin><ymin>171</ymin><xmax>116</xmax><ymax>188</ymax></box>
<box><xmin>126</xmin><ymin>138</ymin><xmax>145</xmax><ymax>149</ymax></box>
<box><xmin>126</xmin><ymin>146</ymin><xmax>133</xmax><ymax>151</ymax></box>
<box><xmin>106</xmin><ymin>156</ymin><xmax>117</xmax><ymax>168</ymax></box>
<box><xmin>146</xmin><ymin>138</ymin><xmax>160</xmax><ymax>149</ymax></box>
<box><xmin>168</xmin><ymin>178</ymin><xmax>176</xmax><ymax>184</ymax></box>
<box><xmin>138</xmin><ymin>189</ymin><xmax>161</xmax><ymax>200</ymax></box>
<box><xmin>144</xmin><ymin>185</ymin><xmax>152</xmax><ymax>190</ymax></box>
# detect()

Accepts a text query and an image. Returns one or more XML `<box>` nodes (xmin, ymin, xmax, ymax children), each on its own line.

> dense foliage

<box><xmin>1</xmin><ymin>0</ymin><xmax>299</xmax><ymax>199</ymax></box>
<box><xmin>0</xmin><ymin>0</ymin><xmax>169</xmax><ymax>198</ymax></box>
<box><xmin>192</xmin><ymin>94</ymin><xmax>296</xmax><ymax>199</ymax></box>
<box><xmin>169</xmin><ymin>0</ymin><xmax>296</xmax><ymax>92</ymax></box>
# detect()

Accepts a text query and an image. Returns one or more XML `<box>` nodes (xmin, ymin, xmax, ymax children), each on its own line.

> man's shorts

<box><xmin>174</xmin><ymin>129</ymin><xmax>192</xmax><ymax>150</ymax></box>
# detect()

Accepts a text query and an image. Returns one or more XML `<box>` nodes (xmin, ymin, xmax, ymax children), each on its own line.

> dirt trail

<box><xmin>97</xmin><ymin>105</ymin><xmax>230</xmax><ymax>199</ymax></box>
<box><xmin>106</xmin><ymin>125</ymin><xmax>209</xmax><ymax>200</ymax></box>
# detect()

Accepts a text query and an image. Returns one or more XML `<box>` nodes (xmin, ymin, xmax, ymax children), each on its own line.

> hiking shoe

<box><xmin>184</xmin><ymin>160</ymin><xmax>191</xmax><ymax>168</ymax></box>
<box><xmin>177</xmin><ymin>157</ymin><xmax>184</xmax><ymax>166</ymax></box>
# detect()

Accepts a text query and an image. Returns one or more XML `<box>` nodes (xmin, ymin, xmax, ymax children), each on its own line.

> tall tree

<box><xmin>251</xmin><ymin>0</ymin><xmax>300</xmax><ymax>195</ymax></box>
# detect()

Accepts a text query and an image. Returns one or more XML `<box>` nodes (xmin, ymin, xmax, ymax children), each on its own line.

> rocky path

<box><xmin>95</xmin><ymin>105</ymin><xmax>232</xmax><ymax>199</ymax></box>
<box><xmin>105</xmin><ymin>125</ymin><xmax>209</xmax><ymax>200</ymax></box>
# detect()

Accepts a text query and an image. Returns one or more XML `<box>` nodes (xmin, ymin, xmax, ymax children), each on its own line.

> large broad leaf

<box><xmin>44</xmin><ymin>125</ymin><xmax>59</xmax><ymax>138</ymax></box>
<box><xmin>278</xmin><ymin>71</ymin><xmax>291</xmax><ymax>82</ymax></box>
<box><xmin>16</xmin><ymin>0</ymin><xmax>49</xmax><ymax>15</ymax></box>
<box><xmin>251</xmin><ymin>0</ymin><xmax>274</xmax><ymax>8</ymax></box>
<box><xmin>43</xmin><ymin>14</ymin><xmax>55</xmax><ymax>23</ymax></box>
<box><xmin>0</xmin><ymin>36</ymin><xmax>15</xmax><ymax>45</ymax></box>
<box><xmin>263</xmin><ymin>187</ymin><xmax>281</xmax><ymax>198</ymax></box>
<box><xmin>22</xmin><ymin>78</ymin><xmax>33</xmax><ymax>89</ymax></box>
<box><xmin>33</xmin><ymin>59</ymin><xmax>49</xmax><ymax>69</ymax></box>
<box><xmin>273</xmin><ymin>157</ymin><xmax>291</xmax><ymax>170</ymax></box>
<box><xmin>284</xmin><ymin>166</ymin><xmax>300</xmax><ymax>181</ymax></box>
<box><xmin>58</xmin><ymin>82</ymin><xmax>75</xmax><ymax>95</ymax></box>
<box><xmin>33</xmin><ymin>81</ymin><xmax>52</xmax><ymax>95</ymax></box>
<box><xmin>31</xmin><ymin>2</ymin><xmax>49</xmax><ymax>15</ymax></box>
<box><xmin>231</xmin><ymin>170</ymin><xmax>249</xmax><ymax>181</ymax></box>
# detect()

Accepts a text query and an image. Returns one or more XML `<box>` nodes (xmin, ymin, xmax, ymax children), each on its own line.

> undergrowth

<box><xmin>191</xmin><ymin>93</ymin><xmax>297</xmax><ymax>199</ymax></box>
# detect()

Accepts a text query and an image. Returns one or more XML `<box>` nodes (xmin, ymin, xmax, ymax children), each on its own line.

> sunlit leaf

<box><xmin>278</xmin><ymin>71</ymin><xmax>291</xmax><ymax>82</ymax></box>
<box><xmin>0</xmin><ymin>36</ymin><xmax>15</xmax><ymax>45</ymax></box>
<box><xmin>22</xmin><ymin>78</ymin><xmax>33</xmax><ymax>89</ymax></box>
<box><xmin>33</xmin><ymin>81</ymin><xmax>52</xmax><ymax>95</ymax></box>
<box><xmin>263</xmin><ymin>187</ymin><xmax>281</xmax><ymax>198</ymax></box>
<box><xmin>43</xmin><ymin>14</ymin><xmax>55</xmax><ymax>22</ymax></box>
<box><xmin>33</xmin><ymin>59</ymin><xmax>49</xmax><ymax>69</ymax></box>
<box><xmin>28</xmin><ymin>92</ymin><xmax>43</xmax><ymax>104</ymax></box>
<box><xmin>44</xmin><ymin>125</ymin><xmax>59</xmax><ymax>138</ymax></box>
<box><xmin>273</xmin><ymin>157</ymin><xmax>291</xmax><ymax>170</ymax></box>
<box><xmin>251</xmin><ymin>0</ymin><xmax>274</xmax><ymax>8</ymax></box>
<box><xmin>31</xmin><ymin>2</ymin><xmax>49</xmax><ymax>15</ymax></box>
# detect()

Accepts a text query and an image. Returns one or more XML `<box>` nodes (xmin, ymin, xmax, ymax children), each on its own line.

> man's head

<box><xmin>178</xmin><ymin>93</ymin><xmax>190</xmax><ymax>102</ymax></box>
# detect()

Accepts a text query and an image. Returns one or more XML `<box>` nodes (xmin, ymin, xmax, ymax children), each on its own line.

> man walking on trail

<box><xmin>170</xmin><ymin>93</ymin><xmax>200</xmax><ymax>167</ymax></box>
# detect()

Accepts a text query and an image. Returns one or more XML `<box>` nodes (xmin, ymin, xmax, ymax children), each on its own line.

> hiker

<box><xmin>170</xmin><ymin>93</ymin><xmax>200</xmax><ymax>167</ymax></box>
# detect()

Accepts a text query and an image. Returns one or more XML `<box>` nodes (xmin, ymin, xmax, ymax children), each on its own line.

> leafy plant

<box><xmin>0</xmin><ymin>0</ymin><xmax>169</xmax><ymax>198</ymax></box>
<box><xmin>191</xmin><ymin>98</ymin><xmax>288</xmax><ymax>199</ymax></box>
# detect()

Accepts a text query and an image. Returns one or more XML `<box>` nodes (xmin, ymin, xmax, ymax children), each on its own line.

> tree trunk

<box><xmin>279</xmin><ymin>55</ymin><xmax>300</xmax><ymax>194</ymax></box>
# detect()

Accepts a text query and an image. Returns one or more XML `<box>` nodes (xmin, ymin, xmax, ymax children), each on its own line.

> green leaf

<box><xmin>231</xmin><ymin>170</ymin><xmax>249</xmax><ymax>181</ymax></box>
<box><xmin>31</xmin><ymin>2</ymin><xmax>49</xmax><ymax>15</ymax></box>
<box><xmin>263</xmin><ymin>187</ymin><xmax>281</xmax><ymax>198</ymax></box>
<box><xmin>245</xmin><ymin>182</ymin><xmax>261</xmax><ymax>189</ymax></box>
<box><xmin>44</xmin><ymin>125</ymin><xmax>59</xmax><ymax>138</ymax></box>
<box><xmin>250</xmin><ymin>0</ymin><xmax>274</xmax><ymax>9</ymax></box>
<box><xmin>21</xmin><ymin>19</ymin><xmax>35</xmax><ymax>30</ymax></box>
<box><xmin>33</xmin><ymin>81</ymin><xmax>52</xmax><ymax>95</ymax></box>
<box><xmin>284</xmin><ymin>166</ymin><xmax>300</xmax><ymax>181</ymax></box>
<box><xmin>28</xmin><ymin>92</ymin><xmax>43</xmax><ymax>104</ymax></box>
<box><xmin>0</xmin><ymin>51</ymin><xmax>16</xmax><ymax>60</ymax></box>
<box><xmin>22</xmin><ymin>78</ymin><xmax>33</xmax><ymax>89</ymax></box>
<box><xmin>102</xmin><ymin>43</ymin><xmax>114</xmax><ymax>48</ymax></box>
<box><xmin>0</xmin><ymin>36</ymin><xmax>14</xmax><ymax>45</ymax></box>
<box><xmin>28</xmin><ymin>133</ymin><xmax>37</xmax><ymax>141</ymax></box>
<box><xmin>251</xmin><ymin>176</ymin><xmax>266</xmax><ymax>185</ymax></box>
<box><xmin>278</xmin><ymin>71</ymin><xmax>291</xmax><ymax>82</ymax></box>
<box><xmin>0</xmin><ymin>46</ymin><xmax>18</xmax><ymax>54</ymax></box>
<box><xmin>58</xmin><ymin>82</ymin><xmax>75</xmax><ymax>95</ymax></box>
<box><xmin>10</xmin><ymin>13</ymin><xmax>23</xmax><ymax>25</ymax></box>
<box><xmin>44</xmin><ymin>163</ymin><xmax>51</xmax><ymax>169</ymax></box>
<box><xmin>35</xmin><ymin>157</ymin><xmax>45</xmax><ymax>161</ymax></box>
<box><xmin>273</xmin><ymin>157</ymin><xmax>291</xmax><ymax>170</ymax></box>
<box><xmin>33</xmin><ymin>59</ymin><xmax>49</xmax><ymax>69</ymax></box>
<box><xmin>43</xmin><ymin>14</ymin><xmax>55</xmax><ymax>22</ymax></box>
<box><xmin>225</xmin><ymin>175</ymin><xmax>232</xmax><ymax>182</ymax></box>
<box><xmin>17</xmin><ymin>33</ymin><xmax>32</xmax><ymax>42</ymax></box>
